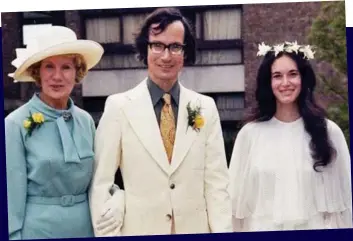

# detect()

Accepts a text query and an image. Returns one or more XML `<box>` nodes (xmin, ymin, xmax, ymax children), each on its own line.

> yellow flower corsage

<box><xmin>186</xmin><ymin>101</ymin><xmax>205</xmax><ymax>132</ymax></box>
<box><xmin>23</xmin><ymin>112</ymin><xmax>45</xmax><ymax>136</ymax></box>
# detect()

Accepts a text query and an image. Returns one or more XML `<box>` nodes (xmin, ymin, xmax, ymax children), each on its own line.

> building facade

<box><xmin>2</xmin><ymin>2</ymin><xmax>323</xmax><ymax>165</ymax></box>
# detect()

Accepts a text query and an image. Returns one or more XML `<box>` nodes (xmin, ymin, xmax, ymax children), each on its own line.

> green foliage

<box><xmin>308</xmin><ymin>1</ymin><xmax>346</xmax><ymax>74</ymax></box>
<box><xmin>308</xmin><ymin>1</ymin><xmax>350</xmax><ymax>148</ymax></box>
<box><xmin>327</xmin><ymin>102</ymin><xmax>350</xmax><ymax>147</ymax></box>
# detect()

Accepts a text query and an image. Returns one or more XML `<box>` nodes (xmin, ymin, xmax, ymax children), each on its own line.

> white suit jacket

<box><xmin>89</xmin><ymin>79</ymin><xmax>232</xmax><ymax>236</ymax></box>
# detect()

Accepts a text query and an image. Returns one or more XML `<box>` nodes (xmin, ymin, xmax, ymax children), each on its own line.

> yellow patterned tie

<box><xmin>160</xmin><ymin>93</ymin><xmax>176</xmax><ymax>163</ymax></box>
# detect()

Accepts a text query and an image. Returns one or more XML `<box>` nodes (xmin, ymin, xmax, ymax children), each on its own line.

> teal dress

<box><xmin>5</xmin><ymin>93</ymin><xmax>95</xmax><ymax>240</ymax></box>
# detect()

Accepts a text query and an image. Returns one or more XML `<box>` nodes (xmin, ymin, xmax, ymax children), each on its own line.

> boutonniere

<box><xmin>23</xmin><ymin>112</ymin><xmax>46</xmax><ymax>137</ymax></box>
<box><xmin>186</xmin><ymin>101</ymin><xmax>205</xmax><ymax>132</ymax></box>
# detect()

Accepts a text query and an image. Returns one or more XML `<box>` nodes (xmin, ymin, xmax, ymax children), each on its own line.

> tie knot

<box><xmin>163</xmin><ymin>93</ymin><xmax>172</xmax><ymax>105</ymax></box>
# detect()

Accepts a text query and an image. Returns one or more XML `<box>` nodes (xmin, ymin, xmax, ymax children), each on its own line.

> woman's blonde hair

<box><xmin>26</xmin><ymin>54</ymin><xmax>88</xmax><ymax>85</ymax></box>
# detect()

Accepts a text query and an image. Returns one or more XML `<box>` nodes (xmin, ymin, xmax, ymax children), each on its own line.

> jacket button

<box><xmin>170</xmin><ymin>183</ymin><xmax>175</xmax><ymax>189</ymax></box>
<box><xmin>166</xmin><ymin>214</ymin><xmax>172</xmax><ymax>220</ymax></box>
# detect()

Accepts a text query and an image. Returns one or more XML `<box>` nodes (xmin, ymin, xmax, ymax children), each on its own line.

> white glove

<box><xmin>95</xmin><ymin>185</ymin><xmax>125</xmax><ymax>236</ymax></box>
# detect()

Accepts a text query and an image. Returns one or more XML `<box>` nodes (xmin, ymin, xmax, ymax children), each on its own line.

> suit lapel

<box><xmin>170</xmin><ymin>85</ymin><xmax>199</xmax><ymax>174</ymax></box>
<box><xmin>122</xmin><ymin>79</ymin><xmax>171</xmax><ymax>175</ymax></box>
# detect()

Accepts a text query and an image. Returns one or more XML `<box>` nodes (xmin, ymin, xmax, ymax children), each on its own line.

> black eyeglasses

<box><xmin>148</xmin><ymin>42</ymin><xmax>186</xmax><ymax>55</ymax></box>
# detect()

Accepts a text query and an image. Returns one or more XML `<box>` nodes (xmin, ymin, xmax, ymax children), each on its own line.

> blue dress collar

<box><xmin>27</xmin><ymin>93</ymin><xmax>93</xmax><ymax>163</ymax></box>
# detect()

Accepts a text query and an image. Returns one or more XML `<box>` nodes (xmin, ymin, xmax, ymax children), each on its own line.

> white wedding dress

<box><xmin>229</xmin><ymin>117</ymin><xmax>352</xmax><ymax>231</ymax></box>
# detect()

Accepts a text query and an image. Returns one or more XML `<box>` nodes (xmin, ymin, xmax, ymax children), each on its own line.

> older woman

<box><xmin>229</xmin><ymin>41</ymin><xmax>352</xmax><ymax>231</ymax></box>
<box><xmin>5</xmin><ymin>26</ymin><xmax>103</xmax><ymax>239</ymax></box>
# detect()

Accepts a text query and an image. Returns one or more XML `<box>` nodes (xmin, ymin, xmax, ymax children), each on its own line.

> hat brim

<box><xmin>13</xmin><ymin>40</ymin><xmax>104</xmax><ymax>82</ymax></box>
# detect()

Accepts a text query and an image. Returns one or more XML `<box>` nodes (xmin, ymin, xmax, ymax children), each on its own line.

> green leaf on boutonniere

<box><xmin>186</xmin><ymin>101</ymin><xmax>204</xmax><ymax>132</ymax></box>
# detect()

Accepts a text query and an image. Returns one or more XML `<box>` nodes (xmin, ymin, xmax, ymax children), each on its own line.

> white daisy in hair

<box><xmin>256</xmin><ymin>41</ymin><xmax>316</xmax><ymax>60</ymax></box>
<box><xmin>299</xmin><ymin>45</ymin><xmax>315</xmax><ymax>59</ymax></box>
<box><xmin>285</xmin><ymin>41</ymin><xmax>301</xmax><ymax>54</ymax></box>
<box><xmin>273</xmin><ymin>44</ymin><xmax>285</xmax><ymax>56</ymax></box>
<box><xmin>257</xmin><ymin>42</ymin><xmax>272</xmax><ymax>56</ymax></box>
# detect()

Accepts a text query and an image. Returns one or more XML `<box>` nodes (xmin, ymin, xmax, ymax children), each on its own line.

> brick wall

<box><xmin>242</xmin><ymin>2</ymin><xmax>323</xmax><ymax>108</ymax></box>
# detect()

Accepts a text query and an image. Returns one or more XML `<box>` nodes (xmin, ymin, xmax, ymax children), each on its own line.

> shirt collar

<box><xmin>147</xmin><ymin>76</ymin><xmax>180</xmax><ymax>106</ymax></box>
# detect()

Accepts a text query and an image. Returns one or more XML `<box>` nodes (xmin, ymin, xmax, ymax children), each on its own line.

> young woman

<box><xmin>229</xmin><ymin>42</ymin><xmax>352</xmax><ymax>231</ymax></box>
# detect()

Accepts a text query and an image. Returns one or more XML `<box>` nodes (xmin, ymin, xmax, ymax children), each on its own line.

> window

<box><xmin>21</xmin><ymin>11</ymin><xmax>66</xmax><ymax>47</ymax></box>
<box><xmin>81</xmin><ymin>5</ymin><xmax>243</xmax><ymax>70</ymax></box>
<box><xmin>85</xmin><ymin>17</ymin><xmax>121</xmax><ymax>43</ymax></box>
<box><xmin>203</xmin><ymin>9</ymin><xmax>241</xmax><ymax>40</ymax></box>
<box><xmin>122</xmin><ymin>14</ymin><xmax>149</xmax><ymax>44</ymax></box>
<box><xmin>191</xmin><ymin>6</ymin><xmax>243</xmax><ymax>66</ymax></box>
<box><xmin>205</xmin><ymin>92</ymin><xmax>245</xmax><ymax>121</ymax></box>
<box><xmin>82</xmin><ymin>10</ymin><xmax>149</xmax><ymax>69</ymax></box>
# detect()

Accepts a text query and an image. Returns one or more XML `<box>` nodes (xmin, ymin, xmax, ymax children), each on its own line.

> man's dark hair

<box><xmin>134</xmin><ymin>7</ymin><xmax>196</xmax><ymax>65</ymax></box>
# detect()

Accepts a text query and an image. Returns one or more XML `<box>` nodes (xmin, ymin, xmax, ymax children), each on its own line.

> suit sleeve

<box><xmin>89</xmin><ymin>114</ymin><xmax>97</xmax><ymax>152</ymax></box>
<box><xmin>88</xmin><ymin>96</ymin><xmax>124</xmax><ymax>236</ymax></box>
<box><xmin>204</xmin><ymin>98</ymin><xmax>233</xmax><ymax>233</ymax></box>
<box><xmin>5</xmin><ymin>118</ymin><xmax>27</xmax><ymax>240</ymax></box>
<box><xmin>90</xmin><ymin>115</ymin><xmax>96</xmax><ymax>140</ymax></box>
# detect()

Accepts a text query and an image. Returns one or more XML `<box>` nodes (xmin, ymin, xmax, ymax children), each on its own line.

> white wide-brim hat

<box><xmin>8</xmin><ymin>25</ymin><xmax>104</xmax><ymax>83</ymax></box>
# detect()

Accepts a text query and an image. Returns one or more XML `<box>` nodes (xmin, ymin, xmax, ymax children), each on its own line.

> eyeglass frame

<box><xmin>147</xmin><ymin>41</ymin><xmax>186</xmax><ymax>55</ymax></box>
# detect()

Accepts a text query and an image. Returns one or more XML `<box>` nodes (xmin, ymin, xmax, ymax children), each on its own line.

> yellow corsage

<box><xmin>186</xmin><ymin>101</ymin><xmax>205</xmax><ymax>132</ymax></box>
<box><xmin>23</xmin><ymin>112</ymin><xmax>46</xmax><ymax>136</ymax></box>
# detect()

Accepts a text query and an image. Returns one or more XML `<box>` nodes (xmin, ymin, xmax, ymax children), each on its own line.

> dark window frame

<box><xmin>79</xmin><ymin>5</ymin><xmax>243</xmax><ymax>63</ymax></box>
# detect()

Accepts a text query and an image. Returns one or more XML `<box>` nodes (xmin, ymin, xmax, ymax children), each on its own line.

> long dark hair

<box><xmin>134</xmin><ymin>7</ymin><xmax>196</xmax><ymax>66</ymax></box>
<box><xmin>246</xmin><ymin>50</ymin><xmax>336</xmax><ymax>172</ymax></box>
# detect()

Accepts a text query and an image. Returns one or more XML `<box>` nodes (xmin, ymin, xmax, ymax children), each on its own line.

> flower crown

<box><xmin>256</xmin><ymin>41</ymin><xmax>315</xmax><ymax>60</ymax></box>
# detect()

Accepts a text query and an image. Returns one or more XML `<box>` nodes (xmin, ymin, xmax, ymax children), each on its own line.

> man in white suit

<box><xmin>89</xmin><ymin>7</ymin><xmax>232</xmax><ymax>236</ymax></box>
